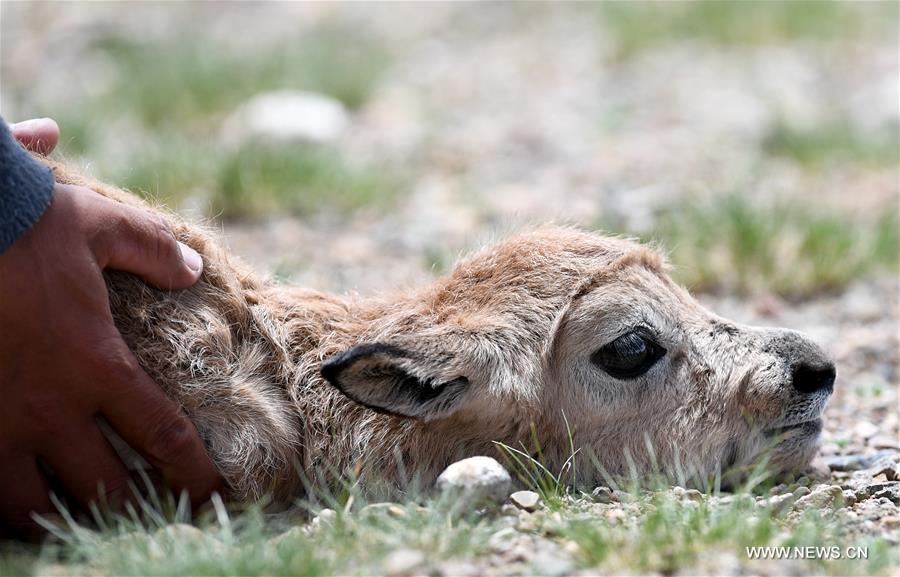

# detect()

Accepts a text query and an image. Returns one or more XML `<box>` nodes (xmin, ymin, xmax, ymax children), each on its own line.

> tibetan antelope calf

<box><xmin>44</xmin><ymin>159</ymin><xmax>836</xmax><ymax>502</ymax></box>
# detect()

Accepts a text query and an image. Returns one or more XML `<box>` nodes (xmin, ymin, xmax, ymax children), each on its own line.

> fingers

<box><xmin>98</xmin><ymin>346</ymin><xmax>222</xmax><ymax>506</ymax></box>
<box><xmin>43</xmin><ymin>424</ymin><xmax>134</xmax><ymax>511</ymax></box>
<box><xmin>0</xmin><ymin>456</ymin><xmax>53</xmax><ymax>537</ymax></box>
<box><xmin>84</xmin><ymin>189</ymin><xmax>203</xmax><ymax>290</ymax></box>
<box><xmin>10</xmin><ymin>118</ymin><xmax>60</xmax><ymax>155</ymax></box>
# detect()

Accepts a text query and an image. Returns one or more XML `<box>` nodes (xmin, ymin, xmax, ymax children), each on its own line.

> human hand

<box><xmin>0</xmin><ymin>119</ymin><xmax>222</xmax><ymax>536</ymax></box>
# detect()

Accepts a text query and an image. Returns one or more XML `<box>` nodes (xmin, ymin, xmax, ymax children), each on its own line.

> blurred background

<box><xmin>2</xmin><ymin>2</ymin><xmax>897</xmax><ymax>455</ymax></box>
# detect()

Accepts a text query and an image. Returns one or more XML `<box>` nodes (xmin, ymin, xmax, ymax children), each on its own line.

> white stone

<box><xmin>223</xmin><ymin>89</ymin><xmax>349</xmax><ymax>145</ymax></box>
<box><xmin>436</xmin><ymin>456</ymin><xmax>512</xmax><ymax>511</ymax></box>
<box><xmin>509</xmin><ymin>490</ymin><xmax>541</xmax><ymax>511</ymax></box>
<box><xmin>310</xmin><ymin>508</ymin><xmax>336</xmax><ymax>528</ymax></box>
<box><xmin>854</xmin><ymin>421</ymin><xmax>880</xmax><ymax>440</ymax></box>
<box><xmin>383</xmin><ymin>548</ymin><xmax>426</xmax><ymax>576</ymax></box>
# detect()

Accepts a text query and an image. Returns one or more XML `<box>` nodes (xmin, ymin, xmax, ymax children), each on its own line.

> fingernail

<box><xmin>11</xmin><ymin>118</ymin><xmax>50</xmax><ymax>131</ymax></box>
<box><xmin>11</xmin><ymin>119</ymin><xmax>39</xmax><ymax>134</ymax></box>
<box><xmin>179</xmin><ymin>242</ymin><xmax>203</xmax><ymax>273</ymax></box>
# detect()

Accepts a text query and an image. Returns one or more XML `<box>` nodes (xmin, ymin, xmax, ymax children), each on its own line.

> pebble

<box><xmin>792</xmin><ymin>486</ymin><xmax>811</xmax><ymax>499</ymax></box>
<box><xmin>589</xmin><ymin>486</ymin><xmax>615</xmax><ymax>504</ymax></box>
<box><xmin>866</xmin><ymin>456</ymin><xmax>900</xmax><ymax>481</ymax></box>
<box><xmin>223</xmin><ymin>89</ymin><xmax>349</xmax><ymax>145</ymax></box>
<box><xmin>436</xmin><ymin>456</ymin><xmax>512</xmax><ymax>511</ymax></box>
<box><xmin>869</xmin><ymin>435</ymin><xmax>900</xmax><ymax>450</ymax></box>
<box><xmin>872</xmin><ymin>484</ymin><xmax>900</xmax><ymax>505</ymax></box>
<box><xmin>854</xmin><ymin>421</ymin><xmax>880</xmax><ymax>440</ymax></box>
<box><xmin>793</xmin><ymin>485</ymin><xmax>844</xmax><ymax>511</ymax></box>
<box><xmin>310</xmin><ymin>508</ymin><xmax>337</xmax><ymax>528</ymax></box>
<box><xmin>672</xmin><ymin>487</ymin><xmax>704</xmax><ymax>502</ymax></box>
<box><xmin>509</xmin><ymin>490</ymin><xmax>541</xmax><ymax>511</ymax></box>
<box><xmin>766</xmin><ymin>493</ymin><xmax>796</xmax><ymax>514</ymax></box>
<box><xmin>855</xmin><ymin>481</ymin><xmax>900</xmax><ymax>501</ymax></box>
<box><xmin>823</xmin><ymin>450</ymin><xmax>900</xmax><ymax>472</ymax></box>
<box><xmin>383</xmin><ymin>548</ymin><xmax>426</xmax><ymax>576</ymax></box>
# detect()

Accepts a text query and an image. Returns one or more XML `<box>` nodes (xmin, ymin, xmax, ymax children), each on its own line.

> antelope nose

<box><xmin>792</xmin><ymin>362</ymin><xmax>836</xmax><ymax>395</ymax></box>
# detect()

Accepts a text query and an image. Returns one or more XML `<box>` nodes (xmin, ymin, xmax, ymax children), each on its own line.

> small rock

<box><xmin>855</xmin><ymin>481</ymin><xmax>900</xmax><ymax>502</ymax></box>
<box><xmin>794</xmin><ymin>485</ymin><xmax>844</xmax><ymax>511</ymax></box>
<box><xmin>436</xmin><ymin>456</ymin><xmax>512</xmax><ymax>511</ymax></box>
<box><xmin>882</xmin><ymin>516</ymin><xmax>900</xmax><ymax>529</ymax></box>
<box><xmin>509</xmin><ymin>490</ymin><xmax>541</xmax><ymax>511</ymax></box>
<box><xmin>318</xmin><ymin>508</ymin><xmax>337</xmax><ymax>520</ymax></box>
<box><xmin>383</xmin><ymin>548</ymin><xmax>426</xmax><ymax>576</ymax></box>
<box><xmin>868</xmin><ymin>435</ymin><xmax>900</xmax><ymax>450</ymax></box>
<box><xmin>605</xmin><ymin>508</ymin><xmax>626</xmax><ymax>522</ymax></box>
<box><xmin>766</xmin><ymin>493</ymin><xmax>796</xmax><ymax>514</ymax></box>
<box><xmin>673</xmin><ymin>487</ymin><xmax>704</xmax><ymax>502</ymax></box>
<box><xmin>223</xmin><ymin>89</ymin><xmax>349</xmax><ymax>145</ymax></box>
<box><xmin>854</xmin><ymin>421</ymin><xmax>880</xmax><ymax>440</ymax></box>
<box><xmin>842</xmin><ymin>490</ymin><xmax>857</xmax><ymax>507</ymax></box>
<box><xmin>866</xmin><ymin>456</ymin><xmax>900</xmax><ymax>481</ymax></box>
<box><xmin>792</xmin><ymin>486</ymin><xmax>811</xmax><ymax>499</ymax></box>
<box><xmin>873</xmin><ymin>484</ymin><xmax>900</xmax><ymax>505</ymax></box>
<box><xmin>589</xmin><ymin>486</ymin><xmax>615</xmax><ymax>503</ymax></box>
<box><xmin>823</xmin><ymin>450</ymin><xmax>900</xmax><ymax>472</ymax></box>
<box><xmin>310</xmin><ymin>508</ymin><xmax>336</xmax><ymax>528</ymax></box>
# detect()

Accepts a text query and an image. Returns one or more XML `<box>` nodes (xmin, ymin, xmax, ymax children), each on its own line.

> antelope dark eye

<box><xmin>591</xmin><ymin>331</ymin><xmax>666</xmax><ymax>380</ymax></box>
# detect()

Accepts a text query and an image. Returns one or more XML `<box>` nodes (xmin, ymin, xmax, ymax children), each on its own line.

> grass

<box><xmin>92</xmin><ymin>24</ymin><xmax>389</xmax><ymax>128</ymax></box>
<box><xmin>764</xmin><ymin>120</ymin><xmax>900</xmax><ymax>168</ymax></box>
<box><xmin>560</xmin><ymin>494</ymin><xmax>894</xmax><ymax>576</ymax></box>
<box><xmin>597</xmin><ymin>1</ymin><xmax>899</xmax><ymax>59</ymax></box>
<box><xmin>608</xmin><ymin>194</ymin><xmax>900</xmax><ymax>297</ymax></box>
<box><xmin>215</xmin><ymin>144</ymin><xmax>400</xmax><ymax>219</ymax></box>
<box><xmin>36</xmin><ymin>21</ymin><xmax>401</xmax><ymax>219</ymax></box>
<box><xmin>107</xmin><ymin>137</ymin><xmax>401</xmax><ymax>219</ymax></box>
<box><xmin>3</xmin><ymin>464</ymin><xmax>895</xmax><ymax>577</ymax></box>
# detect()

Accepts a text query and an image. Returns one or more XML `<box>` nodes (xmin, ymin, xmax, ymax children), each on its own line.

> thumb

<box><xmin>10</xmin><ymin>118</ymin><xmax>60</xmax><ymax>155</ymax></box>
<box><xmin>90</xmin><ymin>191</ymin><xmax>203</xmax><ymax>289</ymax></box>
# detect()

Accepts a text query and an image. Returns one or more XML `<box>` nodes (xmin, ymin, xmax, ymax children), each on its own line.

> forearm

<box><xmin>0</xmin><ymin>118</ymin><xmax>55</xmax><ymax>253</ymax></box>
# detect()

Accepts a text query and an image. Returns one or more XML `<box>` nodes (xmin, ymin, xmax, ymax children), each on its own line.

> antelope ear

<box><xmin>320</xmin><ymin>343</ymin><xmax>470</xmax><ymax>421</ymax></box>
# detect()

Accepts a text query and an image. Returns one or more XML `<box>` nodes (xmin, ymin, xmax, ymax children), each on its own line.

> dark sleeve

<box><xmin>0</xmin><ymin>118</ymin><xmax>55</xmax><ymax>254</ymax></box>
